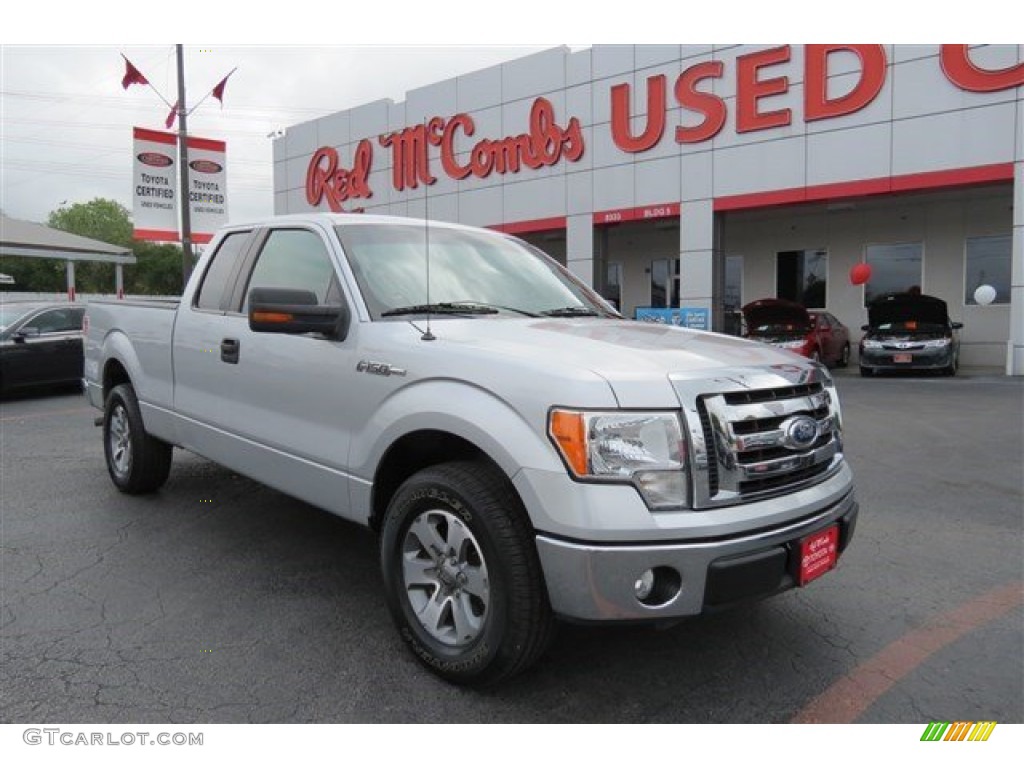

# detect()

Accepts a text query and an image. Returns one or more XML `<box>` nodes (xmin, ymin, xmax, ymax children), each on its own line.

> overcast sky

<box><xmin>1</xmin><ymin>44</ymin><xmax>555</xmax><ymax>225</ymax></box>
<box><xmin>1</xmin><ymin>4</ymin><xmax>1008</xmax><ymax>230</ymax></box>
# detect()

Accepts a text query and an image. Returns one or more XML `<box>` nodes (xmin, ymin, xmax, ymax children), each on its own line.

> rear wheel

<box><xmin>380</xmin><ymin>460</ymin><xmax>554</xmax><ymax>686</ymax></box>
<box><xmin>103</xmin><ymin>383</ymin><xmax>173</xmax><ymax>493</ymax></box>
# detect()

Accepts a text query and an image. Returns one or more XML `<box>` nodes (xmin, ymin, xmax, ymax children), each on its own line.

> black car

<box><xmin>0</xmin><ymin>302</ymin><xmax>86</xmax><ymax>394</ymax></box>
<box><xmin>859</xmin><ymin>293</ymin><xmax>962</xmax><ymax>377</ymax></box>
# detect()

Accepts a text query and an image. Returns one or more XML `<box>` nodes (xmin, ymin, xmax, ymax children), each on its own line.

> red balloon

<box><xmin>850</xmin><ymin>263</ymin><xmax>872</xmax><ymax>286</ymax></box>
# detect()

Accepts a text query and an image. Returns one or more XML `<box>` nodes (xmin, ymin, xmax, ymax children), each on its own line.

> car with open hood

<box><xmin>741</xmin><ymin>299</ymin><xmax>850</xmax><ymax>367</ymax></box>
<box><xmin>859</xmin><ymin>292</ymin><xmax>962</xmax><ymax>376</ymax></box>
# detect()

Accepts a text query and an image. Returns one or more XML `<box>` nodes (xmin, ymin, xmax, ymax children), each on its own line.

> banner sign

<box><xmin>635</xmin><ymin>307</ymin><xmax>710</xmax><ymax>330</ymax></box>
<box><xmin>132</xmin><ymin>128</ymin><xmax>228</xmax><ymax>244</ymax></box>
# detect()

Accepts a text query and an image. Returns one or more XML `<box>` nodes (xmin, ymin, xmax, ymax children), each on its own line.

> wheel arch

<box><xmin>369</xmin><ymin>429</ymin><xmax>514</xmax><ymax>533</ymax></box>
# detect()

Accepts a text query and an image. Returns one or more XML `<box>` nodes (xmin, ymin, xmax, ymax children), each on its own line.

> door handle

<box><xmin>220</xmin><ymin>338</ymin><xmax>240</xmax><ymax>364</ymax></box>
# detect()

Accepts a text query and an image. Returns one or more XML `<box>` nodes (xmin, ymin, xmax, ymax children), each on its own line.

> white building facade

<box><xmin>273</xmin><ymin>44</ymin><xmax>1024</xmax><ymax>373</ymax></box>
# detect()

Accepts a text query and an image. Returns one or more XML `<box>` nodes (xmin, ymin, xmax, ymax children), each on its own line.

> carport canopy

<box><xmin>0</xmin><ymin>214</ymin><xmax>136</xmax><ymax>299</ymax></box>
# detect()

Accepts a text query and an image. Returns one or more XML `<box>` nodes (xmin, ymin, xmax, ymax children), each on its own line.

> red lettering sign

<box><xmin>940</xmin><ymin>44</ymin><xmax>1024</xmax><ymax>92</ymax></box>
<box><xmin>675</xmin><ymin>61</ymin><xmax>727</xmax><ymax>143</ymax></box>
<box><xmin>736</xmin><ymin>45</ymin><xmax>792</xmax><ymax>133</ymax></box>
<box><xmin>380</xmin><ymin>97</ymin><xmax>584</xmax><ymax>190</ymax></box>
<box><xmin>305</xmin><ymin>140</ymin><xmax>373</xmax><ymax>212</ymax></box>
<box><xmin>805</xmin><ymin>45</ymin><xmax>887</xmax><ymax>121</ymax></box>
<box><xmin>610</xmin><ymin>76</ymin><xmax>667</xmax><ymax>153</ymax></box>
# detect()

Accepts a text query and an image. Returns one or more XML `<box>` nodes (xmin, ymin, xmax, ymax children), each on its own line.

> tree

<box><xmin>40</xmin><ymin>197</ymin><xmax>184</xmax><ymax>295</ymax></box>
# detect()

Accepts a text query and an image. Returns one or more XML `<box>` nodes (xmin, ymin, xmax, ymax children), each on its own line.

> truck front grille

<box><xmin>688</xmin><ymin>380</ymin><xmax>842</xmax><ymax>508</ymax></box>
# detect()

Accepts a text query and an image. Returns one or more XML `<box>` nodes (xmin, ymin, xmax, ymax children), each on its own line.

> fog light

<box><xmin>633</xmin><ymin>566</ymin><xmax>683</xmax><ymax>607</ymax></box>
<box><xmin>634</xmin><ymin>569</ymin><xmax>655</xmax><ymax>600</ymax></box>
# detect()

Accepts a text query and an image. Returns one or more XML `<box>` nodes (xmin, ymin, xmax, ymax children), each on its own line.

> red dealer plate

<box><xmin>893</xmin><ymin>353</ymin><xmax>913</xmax><ymax>363</ymax></box>
<box><xmin>798</xmin><ymin>525</ymin><xmax>839</xmax><ymax>586</ymax></box>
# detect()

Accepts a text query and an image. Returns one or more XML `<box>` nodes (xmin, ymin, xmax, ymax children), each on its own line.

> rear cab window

<box><xmin>194</xmin><ymin>231</ymin><xmax>252</xmax><ymax>311</ymax></box>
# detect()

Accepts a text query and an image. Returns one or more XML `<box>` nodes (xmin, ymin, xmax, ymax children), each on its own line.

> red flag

<box><xmin>165</xmin><ymin>101</ymin><xmax>178</xmax><ymax>130</ymax></box>
<box><xmin>212</xmin><ymin>70</ymin><xmax>234</xmax><ymax>106</ymax></box>
<box><xmin>121</xmin><ymin>55</ymin><xmax>149</xmax><ymax>89</ymax></box>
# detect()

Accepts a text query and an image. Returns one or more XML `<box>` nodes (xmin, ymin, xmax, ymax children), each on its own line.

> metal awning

<box><xmin>0</xmin><ymin>214</ymin><xmax>137</xmax><ymax>265</ymax></box>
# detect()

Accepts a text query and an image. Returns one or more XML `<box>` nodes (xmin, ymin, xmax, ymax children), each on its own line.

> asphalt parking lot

<box><xmin>1</xmin><ymin>371</ymin><xmax>1021</xmax><ymax>724</ymax></box>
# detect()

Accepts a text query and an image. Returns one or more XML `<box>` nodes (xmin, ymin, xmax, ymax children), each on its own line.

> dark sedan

<box><xmin>859</xmin><ymin>293</ymin><xmax>962</xmax><ymax>376</ymax></box>
<box><xmin>0</xmin><ymin>302</ymin><xmax>86</xmax><ymax>394</ymax></box>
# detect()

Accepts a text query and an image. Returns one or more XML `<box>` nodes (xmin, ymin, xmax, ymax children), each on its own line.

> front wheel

<box><xmin>103</xmin><ymin>383</ymin><xmax>173</xmax><ymax>493</ymax></box>
<box><xmin>380</xmin><ymin>460</ymin><xmax>554</xmax><ymax>686</ymax></box>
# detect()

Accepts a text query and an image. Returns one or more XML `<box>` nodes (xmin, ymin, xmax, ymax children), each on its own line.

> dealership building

<box><xmin>272</xmin><ymin>44</ymin><xmax>1024</xmax><ymax>374</ymax></box>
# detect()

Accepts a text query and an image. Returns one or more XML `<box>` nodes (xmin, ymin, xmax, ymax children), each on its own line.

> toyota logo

<box><xmin>781</xmin><ymin>415</ymin><xmax>819</xmax><ymax>450</ymax></box>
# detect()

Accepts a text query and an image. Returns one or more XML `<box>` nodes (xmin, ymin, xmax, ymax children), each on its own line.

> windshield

<box><xmin>335</xmin><ymin>223</ymin><xmax>613</xmax><ymax>320</ymax></box>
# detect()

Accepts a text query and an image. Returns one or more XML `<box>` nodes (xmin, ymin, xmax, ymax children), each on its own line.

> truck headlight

<box><xmin>548</xmin><ymin>410</ymin><xmax>688</xmax><ymax>510</ymax></box>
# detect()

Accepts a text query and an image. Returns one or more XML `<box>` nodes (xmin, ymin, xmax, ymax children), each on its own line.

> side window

<box><xmin>195</xmin><ymin>231</ymin><xmax>250</xmax><ymax>311</ymax></box>
<box><xmin>241</xmin><ymin>229</ymin><xmax>337</xmax><ymax>312</ymax></box>
<box><xmin>28</xmin><ymin>309</ymin><xmax>80</xmax><ymax>333</ymax></box>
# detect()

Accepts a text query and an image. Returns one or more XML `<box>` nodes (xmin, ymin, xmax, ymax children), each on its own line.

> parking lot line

<box><xmin>791</xmin><ymin>581</ymin><xmax>1023</xmax><ymax>723</ymax></box>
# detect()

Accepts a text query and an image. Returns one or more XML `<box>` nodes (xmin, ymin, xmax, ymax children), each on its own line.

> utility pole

<box><xmin>175</xmin><ymin>44</ymin><xmax>194</xmax><ymax>288</ymax></box>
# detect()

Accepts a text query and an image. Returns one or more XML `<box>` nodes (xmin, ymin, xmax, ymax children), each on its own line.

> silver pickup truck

<box><xmin>84</xmin><ymin>213</ymin><xmax>857</xmax><ymax>685</ymax></box>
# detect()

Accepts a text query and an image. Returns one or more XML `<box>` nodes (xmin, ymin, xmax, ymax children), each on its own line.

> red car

<box><xmin>741</xmin><ymin>299</ymin><xmax>851</xmax><ymax>367</ymax></box>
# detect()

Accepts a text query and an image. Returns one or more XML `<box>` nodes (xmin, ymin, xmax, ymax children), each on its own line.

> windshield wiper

<box><xmin>381</xmin><ymin>303</ymin><xmax>499</xmax><ymax>317</ymax></box>
<box><xmin>446</xmin><ymin>301</ymin><xmax>541</xmax><ymax>317</ymax></box>
<box><xmin>540</xmin><ymin>306</ymin><xmax>600</xmax><ymax>317</ymax></box>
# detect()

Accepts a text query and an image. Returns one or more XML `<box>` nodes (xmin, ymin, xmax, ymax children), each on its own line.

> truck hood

<box><xmin>404</xmin><ymin>317</ymin><xmax>819</xmax><ymax>407</ymax></box>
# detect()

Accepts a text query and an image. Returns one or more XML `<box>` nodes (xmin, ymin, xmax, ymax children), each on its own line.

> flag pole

<box><xmin>175</xmin><ymin>44</ymin><xmax>194</xmax><ymax>289</ymax></box>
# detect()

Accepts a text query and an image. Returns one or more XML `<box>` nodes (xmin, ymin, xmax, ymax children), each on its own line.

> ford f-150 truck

<box><xmin>84</xmin><ymin>213</ymin><xmax>857</xmax><ymax>685</ymax></box>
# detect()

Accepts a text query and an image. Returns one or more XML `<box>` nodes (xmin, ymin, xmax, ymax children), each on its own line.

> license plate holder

<box><xmin>798</xmin><ymin>525</ymin><xmax>839</xmax><ymax>586</ymax></box>
<box><xmin>893</xmin><ymin>353</ymin><xmax>913</xmax><ymax>363</ymax></box>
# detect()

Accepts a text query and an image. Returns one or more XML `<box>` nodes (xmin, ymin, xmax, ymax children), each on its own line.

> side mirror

<box><xmin>13</xmin><ymin>327</ymin><xmax>40</xmax><ymax>343</ymax></box>
<box><xmin>248</xmin><ymin>287</ymin><xmax>350</xmax><ymax>341</ymax></box>
<box><xmin>951</xmin><ymin>322</ymin><xmax>963</xmax><ymax>330</ymax></box>
<box><xmin>860</xmin><ymin>324</ymin><xmax>870</xmax><ymax>332</ymax></box>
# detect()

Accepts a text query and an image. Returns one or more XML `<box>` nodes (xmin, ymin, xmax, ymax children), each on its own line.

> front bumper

<box><xmin>536</xmin><ymin>491</ymin><xmax>857</xmax><ymax>622</ymax></box>
<box><xmin>860</xmin><ymin>345</ymin><xmax>953</xmax><ymax>370</ymax></box>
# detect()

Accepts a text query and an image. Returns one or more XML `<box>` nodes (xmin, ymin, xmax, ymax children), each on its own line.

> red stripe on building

<box><xmin>714</xmin><ymin>163</ymin><xmax>1015</xmax><ymax>212</ymax></box>
<box><xmin>193</xmin><ymin>232</ymin><xmax>214</xmax><ymax>244</ymax></box>
<box><xmin>134</xmin><ymin>228</ymin><xmax>180</xmax><ymax>242</ymax></box>
<box><xmin>593</xmin><ymin>203</ymin><xmax>680</xmax><ymax>225</ymax></box>
<box><xmin>489</xmin><ymin>216</ymin><xmax>567</xmax><ymax>235</ymax></box>
<box><xmin>132</xmin><ymin>127</ymin><xmax>177</xmax><ymax>145</ymax></box>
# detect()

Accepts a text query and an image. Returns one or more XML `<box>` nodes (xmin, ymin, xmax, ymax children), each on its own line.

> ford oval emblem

<box><xmin>781</xmin><ymin>415</ymin><xmax>819</xmax><ymax>450</ymax></box>
<box><xmin>138</xmin><ymin>152</ymin><xmax>173</xmax><ymax>167</ymax></box>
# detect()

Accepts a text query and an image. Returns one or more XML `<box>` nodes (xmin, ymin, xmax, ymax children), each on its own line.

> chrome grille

<box><xmin>682</xmin><ymin>378</ymin><xmax>843</xmax><ymax>508</ymax></box>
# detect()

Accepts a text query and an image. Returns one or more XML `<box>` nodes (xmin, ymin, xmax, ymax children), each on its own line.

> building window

<box><xmin>723</xmin><ymin>255</ymin><xmax>743</xmax><ymax>336</ymax></box>
<box><xmin>776</xmin><ymin>249</ymin><xmax>827</xmax><ymax>308</ymax></box>
<box><xmin>604</xmin><ymin>262</ymin><xmax>622</xmax><ymax>310</ymax></box>
<box><xmin>965</xmin><ymin>235</ymin><xmax>1011</xmax><ymax>305</ymax></box>
<box><xmin>864</xmin><ymin>242</ymin><xmax>923</xmax><ymax>304</ymax></box>
<box><xmin>650</xmin><ymin>258</ymin><xmax>677</xmax><ymax>308</ymax></box>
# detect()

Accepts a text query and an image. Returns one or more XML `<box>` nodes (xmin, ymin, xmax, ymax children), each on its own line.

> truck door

<box><xmin>174</xmin><ymin>224</ymin><xmax>359</xmax><ymax>518</ymax></box>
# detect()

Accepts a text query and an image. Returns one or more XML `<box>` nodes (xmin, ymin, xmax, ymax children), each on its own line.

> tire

<box><xmin>380</xmin><ymin>460</ymin><xmax>554</xmax><ymax>686</ymax></box>
<box><xmin>103</xmin><ymin>383</ymin><xmax>173</xmax><ymax>494</ymax></box>
<box><xmin>837</xmin><ymin>344</ymin><xmax>850</xmax><ymax>369</ymax></box>
<box><xmin>943</xmin><ymin>350</ymin><xmax>959</xmax><ymax>377</ymax></box>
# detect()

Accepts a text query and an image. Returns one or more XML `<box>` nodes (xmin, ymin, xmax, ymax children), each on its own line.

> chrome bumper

<box><xmin>536</xmin><ymin>491</ymin><xmax>857</xmax><ymax>622</ymax></box>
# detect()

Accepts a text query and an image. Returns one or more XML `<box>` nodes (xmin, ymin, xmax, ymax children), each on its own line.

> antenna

<box><xmin>421</xmin><ymin>116</ymin><xmax>435</xmax><ymax>342</ymax></box>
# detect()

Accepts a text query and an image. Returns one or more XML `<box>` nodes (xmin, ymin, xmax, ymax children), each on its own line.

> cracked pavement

<box><xmin>1</xmin><ymin>374</ymin><xmax>1021</xmax><ymax>723</ymax></box>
